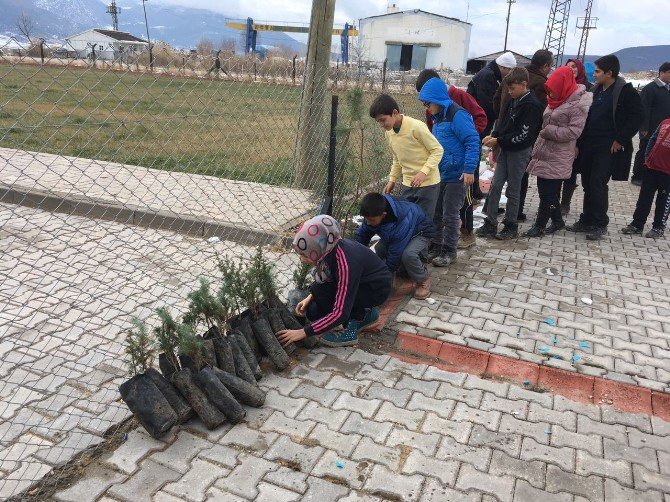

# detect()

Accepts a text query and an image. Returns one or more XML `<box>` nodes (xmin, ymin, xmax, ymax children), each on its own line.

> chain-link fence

<box><xmin>0</xmin><ymin>35</ymin><xmax>439</xmax><ymax>499</ymax></box>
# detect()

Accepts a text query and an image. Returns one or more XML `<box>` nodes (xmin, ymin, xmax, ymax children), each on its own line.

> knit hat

<box><xmin>293</xmin><ymin>215</ymin><xmax>341</xmax><ymax>283</ymax></box>
<box><xmin>495</xmin><ymin>52</ymin><xmax>517</xmax><ymax>69</ymax></box>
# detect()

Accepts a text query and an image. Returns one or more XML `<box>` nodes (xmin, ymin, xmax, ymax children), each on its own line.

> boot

<box><xmin>524</xmin><ymin>201</ymin><xmax>551</xmax><ymax>238</ymax></box>
<box><xmin>457</xmin><ymin>230</ymin><xmax>476</xmax><ymax>249</ymax></box>
<box><xmin>560</xmin><ymin>183</ymin><xmax>578</xmax><ymax>216</ymax></box>
<box><xmin>426</xmin><ymin>243</ymin><xmax>441</xmax><ymax>262</ymax></box>
<box><xmin>496</xmin><ymin>223</ymin><xmax>518</xmax><ymax>240</ymax></box>
<box><xmin>475</xmin><ymin>220</ymin><xmax>497</xmax><ymax>238</ymax></box>
<box><xmin>414</xmin><ymin>277</ymin><xmax>431</xmax><ymax>299</ymax></box>
<box><xmin>546</xmin><ymin>205</ymin><xmax>565</xmax><ymax>234</ymax></box>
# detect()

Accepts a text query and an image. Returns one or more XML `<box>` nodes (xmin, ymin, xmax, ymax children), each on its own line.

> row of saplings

<box><xmin>119</xmin><ymin>248</ymin><xmax>314</xmax><ymax>438</ymax></box>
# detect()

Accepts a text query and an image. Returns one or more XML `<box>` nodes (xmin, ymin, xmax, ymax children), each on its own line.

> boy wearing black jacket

<box><xmin>477</xmin><ymin>67</ymin><xmax>544</xmax><ymax>240</ymax></box>
<box><xmin>567</xmin><ymin>55</ymin><xmax>644</xmax><ymax>240</ymax></box>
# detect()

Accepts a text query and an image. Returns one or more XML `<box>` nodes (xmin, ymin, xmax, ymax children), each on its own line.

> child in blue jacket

<box><xmin>356</xmin><ymin>193</ymin><xmax>437</xmax><ymax>299</ymax></box>
<box><xmin>418</xmin><ymin>77</ymin><xmax>480</xmax><ymax>266</ymax></box>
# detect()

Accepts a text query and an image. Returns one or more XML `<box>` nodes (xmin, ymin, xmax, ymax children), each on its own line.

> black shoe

<box><xmin>517</xmin><ymin>213</ymin><xmax>527</xmax><ymax>222</ymax></box>
<box><xmin>620</xmin><ymin>224</ymin><xmax>642</xmax><ymax>235</ymax></box>
<box><xmin>566</xmin><ymin>220</ymin><xmax>594</xmax><ymax>233</ymax></box>
<box><xmin>546</xmin><ymin>220</ymin><xmax>565</xmax><ymax>234</ymax></box>
<box><xmin>426</xmin><ymin>244</ymin><xmax>441</xmax><ymax>261</ymax></box>
<box><xmin>475</xmin><ymin>220</ymin><xmax>497</xmax><ymax>238</ymax></box>
<box><xmin>498</xmin><ymin>207</ymin><xmax>505</xmax><ymax>214</ymax></box>
<box><xmin>586</xmin><ymin>226</ymin><xmax>607</xmax><ymax>240</ymax></box>
<box><xmin>523</xmin><ymin>225</ymin><xmax>544</xmax><ymax>238</ymax></box>
<box><xmin>645</xmin><ymin>227</ymin><xmax>665</xmax><ymax>238</ymax></box>
<box><xmin>496</xmin><ymin>224</ymin><xmax>518</xmax><ymax>240</ymax></box>
<box><xmin>631</xmin><ymin>179</ymin><xmax>642</xmax><ymax>187</ymax></box>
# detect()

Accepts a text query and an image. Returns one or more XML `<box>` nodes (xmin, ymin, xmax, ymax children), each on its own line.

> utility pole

<box><xmin>576</xmin><ymin>0</ymin><xmax>598</xmax><ymax>61</ymax></box>
<box><xmin>503</xmin><ymin>0</ymin><xmax>516</xmax><ymax>51</ymax></box>
<box><xmin>295</xmin><ymin>0</ymin><xmax>336</xmax><ymax>189</ymax></box>
<box><xmin>107</xmin><ymin>1</ymin><xmax>120</xmax><ymax>31</ymax></box>
<box><xmin>141</xmin><ymin>0</ymin><xmax>153</xmax><ymax>71</ymax></box>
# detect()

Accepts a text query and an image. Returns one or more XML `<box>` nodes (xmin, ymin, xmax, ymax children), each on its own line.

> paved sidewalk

<box><xmin>393</xmin><ymin>179</ymin><xmax>670</xmax><ymax>393</ymax></box>
<box><xmin>54</xmin><ymin>346</ymin><xmax>670</xmax><ymax>501</ymax></box>
<box><xmin>0</xmin><ymin>147</ymin><xmax>314</xmax><ymax>233</ymax></box>
<box><xmin>0</xmin><ymin>203</ymin><xmax>294</xmax><ymax>499</ymax></box>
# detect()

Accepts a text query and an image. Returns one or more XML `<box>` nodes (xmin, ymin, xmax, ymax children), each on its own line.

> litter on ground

<box><xmin>581</xmin><ymin>297</ymin><xmax>593</xmax><ymax>305</ymax></box>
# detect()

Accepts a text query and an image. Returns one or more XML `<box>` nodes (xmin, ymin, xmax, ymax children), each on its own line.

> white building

<box><xmin>65</xmin><ymin>29</ymin><xmax>148</xmax><ymax>60</ymax></box>
<box><xmin>358</xmin><ymin>8</ymin><xmax>471</xmax><ymax>71</ymax></box>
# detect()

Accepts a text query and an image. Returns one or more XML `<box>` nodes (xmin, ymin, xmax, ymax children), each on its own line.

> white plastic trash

<box><xmin>581</xmin><ymin>297</ymin><xmax>593</xmax><ymax>305</ymax></box>
<box><xmin>207</xmin><ymin>237</ymin><xmax>220</xmax><ymax>244</ymax></box>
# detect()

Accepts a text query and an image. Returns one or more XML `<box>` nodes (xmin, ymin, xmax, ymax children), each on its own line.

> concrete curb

<box><xmin>394</xmin><ymin>331</ymin><xmax>670</xmax><ymax>420</ymax></box>
<box><xmin>0</xmin><ymin>183</ymin><xmax>296</xmax><ymax>247</ymax></box>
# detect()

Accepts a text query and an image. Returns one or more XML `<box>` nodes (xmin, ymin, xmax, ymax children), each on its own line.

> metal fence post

<box><xmin>382</xmin><ymin>58</ymin><xmax>387</xmax><ymax>92</ymax></box>
<box><xmin>292</xmin><ymin>55</ymin><xmax>297</xmax><ymax>85</ymax></box>
<box><xmin>320</xmin><ymin>95</ymin><xmax>338</xmax><ymax>216</ymax></box>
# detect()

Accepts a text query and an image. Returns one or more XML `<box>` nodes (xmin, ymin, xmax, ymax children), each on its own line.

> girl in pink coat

<box><xmin>524</xmin><ymin>67</ymin><xmax>593</xmax><ymax>237</ymax></box>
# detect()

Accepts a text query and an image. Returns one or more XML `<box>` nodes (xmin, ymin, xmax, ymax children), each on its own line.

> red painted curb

<box><xmin>538</xmin><ymin>366</ymin><xmax>594</xmax><ymax>404</ymax></box>
<box><xmin>394</xmin><ymin>331</ymin><xmax>670</xmax><ymax>420</ymax></box>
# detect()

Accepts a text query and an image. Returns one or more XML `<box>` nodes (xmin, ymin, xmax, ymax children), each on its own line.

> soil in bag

<box><xmin>197</xmin><ymin>335</ymin><xmax>218</xmax><ymax>369</ymax></box>
<box><xmin>211</xmin><ymin>367</ymin><xmax>266</xmax><ymax>407</ymax></box>
<box><xmin>195</xmin><ymin>367</ymin><xmax>246</xmax><ymax>423</ymax></box>
<box><xmin>252</xmin><ymin>317</ymin><xmax>290</xmax><ymax>371</ymax></box>
<box><xmin>279</xmin><ymin>308</ymin><xmax>318</xmax><ymax>348</ymax></box>
<box><xmin>266</xmin><ymin>309</ymin><xmax>296</xmax><ymax>354</ymax></box>
<box><xmin>119</xmin><ymin>374</ymin><xmax>178</xmax><ymax>438</ymax></box>
<box><xmin>158</xmin><ymin>352</ymin><xmax>180</xmax><ymax>380</ymax></box>
<box><xmin>231</xmin><ymin>331</ymin><xmax>262</xmax><ymax>380</ymax></box>
<box><xmin>145</xmin><ymin>367</ymin><xmax>193</xmax><ymax>423</ymax></box>
<box><xmin>172</xmin><ymin>369</ymin><xmax>226</xmax><ymax>429</ymax></box>
<box><xmin>236</xmin><ymin>317</ymin><xmax>263</xmax><ymax>361</ymax></box>
<box><xmin>230</xmin><ymin>336</ymin><xmax>258</xmax><ymax>385</ymax></box>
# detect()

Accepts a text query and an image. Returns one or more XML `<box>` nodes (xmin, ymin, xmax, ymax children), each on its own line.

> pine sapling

<box><xmin>154</xmin><ymin>307</ymin><xmax>180</xmax><ymax>372</ymax></box>
<box><xmin>178</xmin><ymin>322</ymin><xmax>205</xmax><ymax>371</ymax></box>
<box><xmin>252</xmin><ymin>246</ymin><xmax>278</xmax><ymax>306</ymax></box>
<box><xmin>125</xmin><ymin>317</ymin><xmax>154</xmax><ymax>376</ymax></box>
<box><xmin>292</xmin><ymin>261</ymin><xmax>313</xmax><ymax>290</ymax></box>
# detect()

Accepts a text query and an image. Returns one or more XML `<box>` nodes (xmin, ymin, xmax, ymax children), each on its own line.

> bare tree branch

<box><xmin>16</xmin><ymin>12</ymin><xmax>36</xmax><ymax>44</ymax></box>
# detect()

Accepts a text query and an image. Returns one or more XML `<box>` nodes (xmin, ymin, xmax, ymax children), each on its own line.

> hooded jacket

<box><xmin>467</xmin><ymin>60</ymin><xmax>503</xmax><ymax>136</ymax></box>
<box><xmin>494</xmin><ymin>64</ymin><xmax>549</xmax><ymax>125</ymax></box>
<box><xmin>578</xmin><ymin>76</ymin><xmax>644</xmax><ymax>180</ymax></box>
<box><xmin>527</xmin><ymin>85</ymin><xmax>592</xmax><ymax>180</ymax></box>
<box><xmin>355</xmin><ymin>195</ymin><xmax>437</xmax><ymax>273</ymax></box>
<box><xmin>492</xmin><ymin>90</ymin><xmax>544</xmax><ymax>151</ymax></box>
<box><xmin>424</xmin><ymin>85</ymin><xmax>488</xmax><ymax>134</ymax></box>
<box><xmin>419</xmin><ymin>78</ymin><xmax>480</xmax><ymax>183</ymax></box>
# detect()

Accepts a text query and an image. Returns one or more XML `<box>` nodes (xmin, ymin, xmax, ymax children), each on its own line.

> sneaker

<box><xmin>320</xmin><ymin>321</ymin><xmax>360</xmax><ymax>347</ymax></box>
<box><xmin>566</xmin><ymin>220</ymin><xmax>594</xmax><ymax>233</ymax></box>
<box><xmin>645</xmin><ymin>227</ymin><xmax>665</xmax><ymax>239</ymax></box>
<box><xmin>475</xmin><ymin>221</ymin><xmax>497</xmax><ymax>238</ymax></box>
<box><xmin>586</xmin><ymin>226</ymin><xmax>607</xmax><ymax>241</ymax></box>
<box><xmin>426</xmin><ymin>244</ymin><xmax>440</xmax><ymax>262</ymax></box>
<box><xmin>358</xmin><ymin>307</ymin><xmax>379</xmax><ymax>330</ymax></box>
<box><xmin>517</xmin><ymin>213</ymin><xmax>527</xmax><ymax>222</ymax></box>
<box><xmin>432</xmin><ymin>253</ymin><xmax>456</xmax><ymax>267</ymax></box>
<box><xmin>496</xmin><ymin>225</ymin><xmax>518</xmax><ymax>240</ymax></box>
<box><xmin>414</xmin><ymin>277</ymin><xmax>431</xmax><ymax>299</ymax></box>
<box><xmin>630</xmin><ymin>179</ymin><xmax>642</xmax><ymax>187</ymax></box>
<box><xmin>620</xmin><ymin>224</ymin><xmax>643</xmax><ymax>235</ymax></box>
<box><xmin>457</xmin><ymin>231</ymin><xmax>476</xmax><ymax>249</ymax></box>
<box><xmin>523</xmin><ymin>225</ymin><xmax>544</xmax><ymax>238</ymax></box>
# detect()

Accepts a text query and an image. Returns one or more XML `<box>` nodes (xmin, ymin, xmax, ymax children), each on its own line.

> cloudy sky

<box><xmin>153</xmin><ymin>0</ymin><xmax>665</xmax><ymax>57</ymax></box>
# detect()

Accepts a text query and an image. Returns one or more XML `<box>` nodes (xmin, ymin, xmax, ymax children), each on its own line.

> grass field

<box><xmin>0</xmin><ymin>63</ymin><xmax>424</xmax><ymax>188</ymax></box>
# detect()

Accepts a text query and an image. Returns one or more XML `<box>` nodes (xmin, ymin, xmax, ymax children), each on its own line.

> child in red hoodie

<box><xmin>621</xmin><ymin>118</ymin><xmax>670</xmax><ymax>238</ymax></box>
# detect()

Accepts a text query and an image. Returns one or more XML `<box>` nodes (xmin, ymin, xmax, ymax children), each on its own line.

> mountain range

<box><xmin>0</xmin><ymin>0</ymin><xmax>307</xmax><ymax>53</ymax></box>
<box><xmin>1</xmin><ymin>0</ymin><xmax>666</xmax><ymax>70</ymax></box>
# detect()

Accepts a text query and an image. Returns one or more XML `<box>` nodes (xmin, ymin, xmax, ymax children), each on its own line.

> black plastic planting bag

<box><xmin>172</xmin><ymin>369</ymin><xmax>226</xmax><ymax>430</ymax></box>
<box><xmin>145</xmin><ymin>367</ymin><xmax>193</xmax><ymax>423</ymax></box>
<box><xmin>195</xmin><ymin>367</ymin><xmax>245</xmax><ymax>423</ymax></box>
<box><xmin>211</xmin><ymin>367</ymin><xmax>266</xmax><ymax>407</ymax></box>
<box><xmin>231</xmin><ymin>331</ymin><xmax>262</xmax><ymax>380</ymax></box>
<box><xmin>230</xmin><ymin>336</ymin><xmax>257</xmax><ymax>385</ymax></box>
<box><xmin>236</xmin><ymin>317</ymin><xmax>262</xmax><ymax>361</ymax></box>
<box><xmin>158</xmin><ymin>352</ymin><xmax>179</xmax><ymax>380</ymax></box>
<box><xmin>119</xmin><ymin>374</ymin><xmax>178</xmax><ymax>438</ymax></box>
<box><xmin>252</xmin><ymin>317</ymin><xmax>290</xmax><ymax>371</ymax></box>
<box><xmin>267</xmin><ymin>309</ymin><xmax>296</xmax><ymax>355</ymax></box>
<box><xmin>279</xmin><ymin>308</ymin><xmax>318</xmax><ymax>348</ymax></box>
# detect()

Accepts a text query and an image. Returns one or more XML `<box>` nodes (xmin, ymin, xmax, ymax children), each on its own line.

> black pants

<box><xmin>307</xmin><ymin>280</ymin><xmax>391</xmax><ymax>326</ymax></box>
<box><xmin>517</xmin><ymin>172</ymin><xmax>530</xmax><ymax>217</ymax></box>
<box><xmin>632</xmin><ymin>168</ymin><xmax>670</xmax><ymax>229</ymax></box>
<box><xmin>537</xmin><ymin>177</ymin><xmax>562</xmax><ymax>206</ymax></box>
<box><xmin>579</xmin><ymin>144</ymin><xmax>614</xmax><ymax>228</ymax></box>
<box><xmin>631</xmin><ymin>137</ymin><xmax>650</xmax><ymax>182</ymax></box>
<box><xmin>459</xmin><ymin>185</ymin><xmax>474</xmax><ymax>232</ymax></box>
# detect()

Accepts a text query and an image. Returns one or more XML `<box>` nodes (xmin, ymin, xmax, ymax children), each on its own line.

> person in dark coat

<box><xmin>356</xmin><ymin>193</ymin><xmax>437</xmax><ymax>299</ymax></box>
<box><xmin>566</xmin><ymin>55</ymin><xmax>644</xmax><ymax>240</ymax></box>
<box><xmin>493</xmin><ymin>49</ymin><xmax>553</xmax><ymax>222</ymax></box>
<box><xmin>467</xmin><ymin>52</ymin><xmax>516</xmax><ymax>137</ymax></box>
<box><xmin>630</xmin><ymin>62</ymin><xmax>670</xmax><ymax>185</ymax></box>
<box><xmin>278</xmin><ymin>215</ymin><xmax>392</xmax><ymax>348</ymax></box>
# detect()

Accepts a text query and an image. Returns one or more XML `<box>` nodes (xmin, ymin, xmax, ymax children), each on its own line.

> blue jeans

<box><xmin>433</xmin><ymin>181</ymin><xmax>465</xmax><ymax>254</ymax></box>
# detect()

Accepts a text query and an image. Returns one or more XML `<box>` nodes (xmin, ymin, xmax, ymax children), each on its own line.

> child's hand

<box><xmin>295</xmin><ymin>294</ymin><xmax>312</xmax><ymax>317</ymax></box>
<box><xmin>277</xmin><ymin>329</ymin><xmax>307</xmax><ymax>346</ymax></box>
<box><xmin>383</xmin><ymin>181</ymin><xmax>396</xmax><ymax>194</ymax></box>
<box><xmin>460</xmin><ymin>173</ymin><xmax>474</xmax><ymax>186</ymax></box>
<box><xmin>411</xmin><ymin>172</ymin><xmax>427</xmax><ymax>187</ymax></box>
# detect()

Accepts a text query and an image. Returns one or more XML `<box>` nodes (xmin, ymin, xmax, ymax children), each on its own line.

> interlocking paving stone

<box><xmin>364</xmin><ymin>464</ymin><xmax>424</xmax><ymax>502</ymax></box>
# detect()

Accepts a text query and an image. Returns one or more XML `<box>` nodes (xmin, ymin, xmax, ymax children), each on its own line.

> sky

<box><xmin>153</xmin><ymin>0</ymin><xmax>666</xmax><ymax>58</ymax></box>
